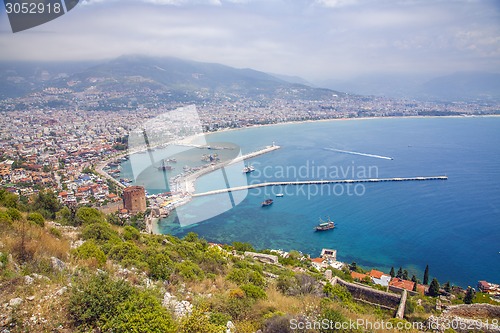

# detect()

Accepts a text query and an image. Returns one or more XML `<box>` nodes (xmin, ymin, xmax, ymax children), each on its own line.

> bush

<box><xmin>75</xmin><ymin>207</ymin><xmax>106</xmax><ymax>225</ymax></box>
<box><xmin>48</xmin><ymin>227</ymin><xmax>62</xmax><ymax>238</ymax></box>
<box><xmin>73</xmin><ymin>241</ymin><xmax>107</xmax><ymax>266</ymax></box>
<box><xmin>0</xmin><ymin>211</ymin><xmax>12</xmax><ymax>226</ymax></box>
<box><xmin>328</xmin><ymin>284</ymin><xmax>353</xmax><ymax>303</ymax></box>
<box><xmin>145</xmin><ymin>250</ymin><xmax>174</xmax><ymax>280</ymax></box>
<box><xmin>6</xmin><ymin>207</ymin><xmax>22</xmax><ymax>221</ymax></box>
<box><xmin>240</xmin><ymin>283</ymin><xmax>267</xmax><ymax>300</ymax></box>
<box><xmin>27</xmin><ymin>212</ymin><xmax>45</xmax><ymax>227</ymax></box>
<box><xmin>82</xmin><ymin>222</ymin><xmax>119</xmax><ymax>243</ymax></box>
<box><xmin>179</xmin><ymin>307</ymin><xmax>225</xmax><ymax>333</ymax></box>
<box><xmin>0</xmin><ymin>189</ymin><xmax>19</xmax><ymax>208</ymax></box>
<box><xmin>175</xmin><ymin>260</ymin><xmax>204</xmax><ymax>281</ymax></box>
<box><xmin>123</xmin><ymin>225</ymin><xmax>140</xmax><ymax>241</ymax></box>
<box><xmin>108</xmin><ymin>241</ymin><xmax>143</xmax><ymax>263</ymax></box>
<box><xmin>69</xmin><ymin>273</ymin><xmax>133</xmax><ymax>329</ymax></box>
<box><xmin>227</xmin><ymin>268</ymin><xmax>265</xmax><ymax>287</ymax></box>
<box><xmin>232</xmin><ymin>241</ymin><xmax>255</xmax><ymax>253</ymax></box>
<box><xmin>103</xmin><ymin>291</ymin><xmax>176</xmax><ymax>333</ymax></box>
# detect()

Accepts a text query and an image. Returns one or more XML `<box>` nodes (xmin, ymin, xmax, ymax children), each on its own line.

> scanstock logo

<box><xmin>4</xmin><ymin>0</ymin><xmax>80</xmax><ymax>33</ymax></box>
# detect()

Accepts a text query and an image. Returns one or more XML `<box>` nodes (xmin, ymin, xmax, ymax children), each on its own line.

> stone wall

<box><xmin>335</xmin><ymin>278</ymin><xmax>401</xmax><ymax>310</ymax></box>
<box><xmin>426</xmin><ymin>304</ymin><xmax>500</xmax><ymax>333</ymax></box>
<box><xmin>443</xmin><ymin>303</ymin><xmax>500</xmax><ymax>319</ymax></box>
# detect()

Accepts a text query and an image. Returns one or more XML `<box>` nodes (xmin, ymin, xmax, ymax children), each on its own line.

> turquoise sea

<box><xmin>120</xmin><ymin>117</ymin><xmax>500</xmax><ymax>287</ymax></box>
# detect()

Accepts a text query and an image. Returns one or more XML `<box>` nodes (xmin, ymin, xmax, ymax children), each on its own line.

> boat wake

<box><xmin>324</xmin><ymin>148</ymin><xmax>393</xmax><ymax>160</ymax></box>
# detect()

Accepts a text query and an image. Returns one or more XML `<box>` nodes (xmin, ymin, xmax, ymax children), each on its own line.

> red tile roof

<box><xmin>389</xmin><ymin>278</ymin><xmax>415</xmax><ymax>291</ymax></box>
<box><xmin>369</xmin><ymin>269</ymin><xmax>389</xmax><ymax>279</ymax></box>
<box><xmin>351</xmin><ymin>271</ymin><xmax>369</xmax><ymax>281</ymax></box>
<box><xmin>311</xmin><ymin>257</ymin><xmax>324</xmax><ymax>264</ymax></box>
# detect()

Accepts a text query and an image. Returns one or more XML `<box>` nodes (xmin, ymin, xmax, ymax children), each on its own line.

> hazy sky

<box><xmin>0</xmin><ymin>0</ymin><xmax>499</xmax><ymax>81</ymax></box>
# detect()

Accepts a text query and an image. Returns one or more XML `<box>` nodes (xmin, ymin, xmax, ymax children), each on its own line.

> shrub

<box><xmin>227</xmin><ymin>268</ymin><xmax>265</xmax><ymax>287</ymax></box>
<box><xmin>145</xmin><ymin>250</ymin><xmax>174</xmax><ymax>280</ymax></box>
<box><xmin>123</xmin><ymin>225</ymin><xmax>140</xmax><ymax>241</ymax></box>
<box><xmin>6</xmin><ymin>207</ymin><xmax>22</xmax><ymax>221</ymax></box>
<box><xmin>82</xmin><ymin>222</ymin><xmax>119</xmax><ymax>243</ymax></box>
<box><xmin>0</xmin><ymin>189</ymin><xmax>19</xmax><ymax>208</ymax></box>
<box><xmin>75</xmin><ymin>207</ymin><xmax>106</xmax><ymax>225</ymax></box>
<box><xmin>240</xmin><ymin>283</ymin><xmax>267</xmax><ymax>300</ymax></box>
<box><xmin>232</xmin><ymin>241</ymin><xmax>255</xmax><ymax>253</ymax></box>
<box><xmin>328</xmin><ymin>284</ymin><xmax>353</xmax><ymax>303</ymax></box>
<box><xmin>179</xmin><ymin>307</ymin><xmax>225</xmax><ymax>333</ymax></box>
<box><xmin>68</xmin><ymin>272</ymin><xmax>133</xmax><ymax>329</ymax></box>
<box><xmin>0</xmin><ymin>211</ymin><xmax>12</xmax><ymax>226</ymax></box>
<box><xmin>209</xmin><ymin>312</ymin><xmax>232</xmax><ymax>327</ymax></box>
<box><xmin>175</xmin><ymin>260</ymin><xmax>204</xmax><ymax>281</ymax></box>
<box><xmin>319</xmin><ymin>308</ymin><xmax>354</xmax><ymax>333</ymax></box>
<box><xmin>48</xmin><ymin>227</ymin><xmax>62</xmax><ymax>238</ymax></box>
<box><xmin>73</xmin><ymin>241</ymin><xmax>107</xmax><ymax>267</ymax></box>
<box><xmin>27</xmin><ymin>212</ymin><xmax>45</xmax><ymax>227</ymax></box>
<box><xmin>103</xmin><ymin>291</ymin><xmax>176</xmax><ymax>333</ymax></box>
<box><xmin>108</xmin><ymin>241</ymin><xmax>143</xmax><ymax>263</ymax></box>
<box><xmin>262</xmin><ymin>314</ymin><xmax>294</xmax><ymax>333</ymax></box>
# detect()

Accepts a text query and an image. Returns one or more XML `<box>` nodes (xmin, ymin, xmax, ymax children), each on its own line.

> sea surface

<box><xmin>120</xmin><ymin>117</ymin><xmax>500</xmax><ymax>287</ymax></box>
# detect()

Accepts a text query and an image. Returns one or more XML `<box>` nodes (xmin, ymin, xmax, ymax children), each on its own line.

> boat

<box><xmin>261</xmin><ymin>199</ymin><xmax>273</xmax><ymax>207</ymax></box>
<box><xmin>276</xmin><ymin>193</ymin><xmax>284</xmax><ymax>197</ymax></box>
<box><xmin>157</xmin><ymin>160</ymin><xmax>174</xmax><ymax>171</ymax></box>
<box><xmin>314</xmin><ymin>217</ymin><xmax>335</xmax><ymax>231</ymax></box>
<box><xmin>243</xmin><ymin>164</ymin><xmax>255</xmax><ymax>173</ymax></box>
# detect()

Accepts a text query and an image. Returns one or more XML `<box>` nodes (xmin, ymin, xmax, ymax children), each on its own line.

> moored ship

<box><xmin>158</xmin><ymin>159</ymin><xmax>174</xmax><ymax>171</ymax></box>
<box><xmin>314</xmin><ymin>217</ymin><xmax>335</xmax><ymax>231</ymax></box>
<box><xmin>243</xmin><ymin>164</ymin><xmax>255</xmax><ymax>173</ymax></box>
<box><xmin>261</xmin><ymin>199</ymin><xmax>273</xmax><ymax>207</ymax></box>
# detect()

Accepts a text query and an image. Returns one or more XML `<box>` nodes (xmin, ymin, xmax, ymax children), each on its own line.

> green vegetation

<box><xmin>0</xmin><ymin>193</ymin><xmax>489</xmax><ymax>332</ymax></box>
<box><xmin>423</xmin><ymin>264</ymin><xmax>429</xmax><ymax>285</ymax></box>
<box><xmin>429</xmin><ymin>278</ymin><xmax>440</xmax><ymax>297</ymax></box>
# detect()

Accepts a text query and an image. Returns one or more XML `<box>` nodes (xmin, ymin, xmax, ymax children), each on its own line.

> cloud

<box><xmin>314</xmin><ymin>0</ymin><xmax>358</xmax><ymax>8</ymax></box>
<box><xmin>0</xmin><ymin>0</ymin><xmax>498</xmax><ymax>81</ymax></box>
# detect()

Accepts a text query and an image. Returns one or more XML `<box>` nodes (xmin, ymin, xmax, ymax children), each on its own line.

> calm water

<box><xmin>122</xmin><ymin>117</ymin><xmax>500</xmax><ymax>287</ymax></box>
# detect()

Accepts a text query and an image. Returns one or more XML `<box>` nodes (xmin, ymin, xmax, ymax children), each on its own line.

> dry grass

<box><xmin>254</xmin><ymin>285</ymin><xmax>322</xmax><ymax>316</ymax></box>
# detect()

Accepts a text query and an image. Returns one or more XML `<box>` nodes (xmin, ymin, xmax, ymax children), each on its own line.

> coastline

<box><xmin>198</xmin><ymin>114</ymin><xmax>500</xmax><ymax>142</ymax></box>
<box><xmin>97</xmin><ymin>114</ymin><xmax>499</xmax><ymax>234</ymax></box>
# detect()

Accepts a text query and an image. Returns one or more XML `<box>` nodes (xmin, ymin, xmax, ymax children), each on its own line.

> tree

<box><xmin>411</xmin><ymin>275</ymin><xmax>418</xmax><ymax>292</ymax></box>
<box><xmin>403</xmin><ymin>270</ymin><xmax>409</xmax><ymax>280</ymax></box>
<box><xmin>443</xmin><ymin>281</ymin><xmax>451</xmax><ymax>293</ymax></box>
<box><xmin>428</xmin><ymin>278</ymin><xmax>440</xmax><ymax>297</ymax></box>
<box><xmin>350</xmin><ymin>262</ymin><xmax>358</xmax><ymax>271</ymax></box>
<box><xmin>396</xmin><ymin>266</ymin><xmax>403</xmax><ymax>279</ymax></box>
<box><xmin>27</xmin><ymin>212</ymin><xmax>45</xmax><ymax>227</ymax></box>
<box><xmin>32</xmin><ymin>190</ymin><xmax>61</xmax><ymax>219</ymax></box>
<box><xmin>390</xmin><ymin>267</ymin><xmax>395</xmax><ymax>278</ymax></box>
<box><xmin>464</xmin><ymin>287</ymin><xmax>475</xmax><ymax>304</ymax></box>
<box><xmin>75</xmin><ymin>207</ymin><xmax>106</xmax><ymax>225</ymax></box>
<box><xmin>423</xmin><ymin>265</ymin><xmax>429</xmax><ymax>285</ymax></box>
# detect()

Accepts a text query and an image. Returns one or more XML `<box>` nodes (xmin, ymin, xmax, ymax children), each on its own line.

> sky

<box><xmin>0</xmin><ymin>0</ymin><xmax>499</xmax><ymax>82</ymax></box>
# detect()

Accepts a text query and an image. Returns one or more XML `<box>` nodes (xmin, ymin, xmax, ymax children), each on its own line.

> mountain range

<box><xmin>0</xmin><ymin>55</ymin><xmax>498</xmax><ymax>102</ymax></box>
<box><xmin>0</xmin><ymin>56</ymin><xmax>340</xmax><ymax>102</ymax></box>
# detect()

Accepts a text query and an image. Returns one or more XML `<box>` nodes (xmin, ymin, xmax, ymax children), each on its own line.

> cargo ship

<box><xmin>314</xmin><ymin>217</ymin><xmax>335</xmax><ymax>231</ymax></box>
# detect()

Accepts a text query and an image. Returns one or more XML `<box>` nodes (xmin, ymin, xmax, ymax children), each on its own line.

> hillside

<box><xmin>0</xmin><ymin>56</ymin><xmax>343</xmax><ymax>102</ymax></box>
<box><xmin>1</xmin><ymin>189</ymin><xmax>499</xmax><ymax>332</ymax></box>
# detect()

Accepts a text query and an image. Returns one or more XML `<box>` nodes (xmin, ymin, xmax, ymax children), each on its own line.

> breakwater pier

<box><xmin>192</xmin><ymin>176</ymin><xmax>448</xmax><ymax>197</ymax></box>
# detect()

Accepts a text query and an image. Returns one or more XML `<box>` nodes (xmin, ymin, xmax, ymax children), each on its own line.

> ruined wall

<box><xmin>444</xmin><ymin>304</ymin><xmax>500</xmax><ymax>319</ymax></box>
<box><xmin>336</xmin><ymin>278</ymin><xmax>401</xmax><ymax>310</ymax></box>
